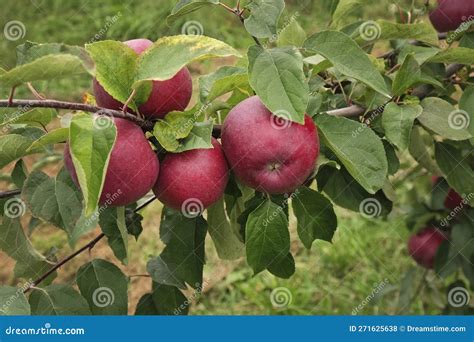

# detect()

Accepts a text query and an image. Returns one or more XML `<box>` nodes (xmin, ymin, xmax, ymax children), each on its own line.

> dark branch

<box><xmin>0</xmin><ymin>189</ymin><xmax>22</xmax><ymax>199</ymax></box>
<box><xmin>0</xmin><ymin>99</ymin><xmax>154</xmax><ymax>131</ymax></box>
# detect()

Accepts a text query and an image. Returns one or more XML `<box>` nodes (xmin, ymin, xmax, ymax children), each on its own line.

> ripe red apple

<box><xmin>221</xmin><ymin>96</ymin><xmax>319</xmax><ymax>194</ymax></box>
<box><xmin>444</xmin><ymin>188</ymin><xmax>464</xmax><ymax>210</ymax></box>
<box><xmin>408</xmin><ymin>227</ymin><xmax>448</xmax><ymax>269</ymax></box>
<box><xmin>93</xmin><ymin>38</ymin><xmax>192</xmax><ymax>119</ymax></box>
<box><xmin>153</xmin><ymin>138</ymin><xmax>229</xmax><ymax>212</ymax></box>
<box><xmin>429</xmin><ymin>0</ymin><xmax>474</xmax><ymax>32</ymax></box>
<box><xmin>64</xmin><ymin>117</ymin><xmax>159</xmax><ymax>207</ymax></box>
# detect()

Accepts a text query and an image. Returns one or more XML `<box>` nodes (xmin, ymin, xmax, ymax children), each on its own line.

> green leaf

<box><xmin>303</xmin><ymin>31</ymin><xmax>390</xmax><ymax>97</ymax></box>
<box><xmin>29</xmin><ymin>285</ymin><xmax>90</xmax><ymax>315</ymax></box>
<box><xmin>0</xmin><ymin>216</ymin><xmax>55</xmax><ymax>280</ymax></box>
<box><xmin>459</xmin><ymin>85</ymin><xmax>474</xmax><ymax>140</ymax></box>
<box><xmin>199</xmin><ymin>66</ymin><xmax>248</xmax><ymax>103</ymax></box>
<box><xmin>207</xmin><ymin>198</ymin><xmax>244</xmax><ymax>260</ymax></box>
<box><xmin>16</xmin><ymin>41</ymin><xmax>94</xmax><ymax>72</ymax></box>
<box><xmin>0</xmin><ymin>54</ymin><xmax>87</xmax><ymax>88</ymax></box>
<box><xmin>381</xmin><ymin>102</ymin><xmax>423</xmax><ymax>150</ymax></box>
<box><xmin>418</xmin><ymin>98</ymin><xmax>472</xmax><ymax>141</ymax></box>
<box><xmin>267</xmin><ymin>252</ymin><xmax>295</xmax><ymax>279</ymax></box>
<box><xmin>408</xmin><ymin>125</ymin><xmax>441</xmax><ymax>174</ymax></box>
<box><xmin>135</xmin><ymin>284</ymin><xmax>189</xmax><ymax>315</ymax></box>
<box><xmin>277</xmin><ymin>18</ymin><xmax>306</xmax><ymax>47</ymax></box>
<box><xmin>0</xmin><ymin>286</ymin><xmax>30</xmax><ymax>315</ymax></box>
<box><xmin>11</xmin><ymin>160</ymin><xmax>28</xmax><ymax>188</ymax></box>
<box><xmin>248</xmin><ymin>46</ymin><xmax>308</xmax><ymax>124</ymax></box>
<box><xmin>167</xmin><ymin>0</ymin><xmax>220</xmax><ymax>23</ymax></box>
<box><xmin>398</xmin><ymin>45</ymin><xmax>440</xmax><ymax>65</ymax></box>
<box><xmin>330</xmin><ymin>0</ymin><xmax>366</xmax><ymax>29</ymax></box>
<box><xmin>76</xmin><ymin>259</ymin><xmax>128</xmax><ymax>315</ymax></box>
<box><xmin>244</xmin><ymin>0</ymin><xmax>285</xmax><ymax>39</ymax></box>
<box><xmin>27</xmin><ymin>127</ymin><xmax>69</xmax><ymax>151</ymax></box>
<box><xmin>69</xmin><ymin>113</ymin><xmax>117</xmax><ymax>216</ymax></box>
<box><xmin>375</xmin><ymin>20</ymin><xmax>438</xmax><ymax>46</ymax></box>
<box><xmin>86</xmin><ymin>41</ymin><xmax>144</xmax><ymax>111</ymax></box>
<box><xmin>392</xmin><ymin>54</ymin><xmax>442</xmax><ymax>96</ymax></box>
<box><xmin>99</xmin><ymin>207</ymin><xmax>128</xmax><ymax>265</ymax></box>
<box><xmin>292</xmin><ymin>186</ymin><xmax>337</xmax><ymax>248</ymax></box>
<box><xmin>134</xmin><ymin>35</ymin><xmax>241</xmax><ymax>87</ymax></box>
<box><xmin>315</xmin><ymin>114</ymin><xmax>388</xmax><ymax>194</ymax></box>
<box><xmin>245</xmin><ymin>199</ymin><xmax>290</xmax><ymax>274</ymax></box>
<box><xmin>22</xmin><ymin>169</ymin><xmax>83</xmax><ymax>235</ymax></box>
<box><xmin>0</xmin><ymin>131</ymin><xmax>45</xmax><ymax>169</ymax></box>
<box><xmin>125</xmin><ymin>204</ymin><xmax>143</xmax><ymax>240</ymax></box>
<box><xmin>0</xmin><ymin>108</ymin><xmax>56</xmax><ymax>127</ymax></box>
<box><xmin>147</xmin><ymin>208</ymin><xmax>207</xmax><ymax>290</ymax></box>
<box><xmin>175</xmin><ymin>121</ymin><xmax>213</xmax><ymax>152</ymax></box>
<box><xmin>428</xmin><ymin>47</ymin><xmax>474</xmax><ymax>65</ymax></box>
<box><xmin>435</xmin><ymin>142</ymin><xmax>474</xmax><ymax>207</ymax></box>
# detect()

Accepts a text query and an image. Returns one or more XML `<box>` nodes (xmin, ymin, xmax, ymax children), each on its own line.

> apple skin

<box><xmin>408</xmin><ymin>227</ymin><xmax>448</xmax><ymax>269</ymax></box>
<box><xmin>221</xmin><ymin>96</ymin><xmax>319</xmax><ymax>194</ymax></box>
<box><xmin>93</xmin><ymin>38</ymin><xmax>192</xmax><ymax>119</ymax></box>
<box><xmin>444</xmin><ymin>188</ymin><xmax>464</xmax><ymax>210</ymax></box>
<box><xmin>64</xmin><ymin>117</ymin><xmax>159</xmax><ymax>207</ymax></box>
<box><xmin>153</xmin><ymin>138</ymin><xmax>229</xmax><ymax>211</ymax></box>
<box><xmin>429</xmin><ymin>0</ymin><xmax>474</xmax><ymax>33</ymax></box>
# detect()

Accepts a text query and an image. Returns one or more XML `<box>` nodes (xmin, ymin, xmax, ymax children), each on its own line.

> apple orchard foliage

<box><xmin>0</xmin><ymin>0</ymin><xmax>473</xmax><ymax>315</ymax></box>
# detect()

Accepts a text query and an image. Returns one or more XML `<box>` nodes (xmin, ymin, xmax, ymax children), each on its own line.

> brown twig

<box><xmin>23</xmin><ymin>196</ymin><xmax>157</xmax><ymax>293</ymax></box>
<box><xmin>218</xmin><ymin>2</ymin><xmax>261</xmax><ymax>46</ymax></box>
<box><xmin>0</xmin><ymin>189</ymin><xmax>21</xmax><ymax>199</ymax></box>
<box><xmin>0</xmin><ymin>99</ymin><xmax>154</xmax><ymax>130</ymax></box>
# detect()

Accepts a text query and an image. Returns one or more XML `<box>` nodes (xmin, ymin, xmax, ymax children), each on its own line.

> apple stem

<box><xmin>122</xmin><ymin>88</ymin><xmax>137</xmax><ymax>114</ymax></box>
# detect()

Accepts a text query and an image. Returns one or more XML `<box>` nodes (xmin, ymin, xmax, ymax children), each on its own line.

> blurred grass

<box><xmin>0</xmin><ymin>0</ymin><xmax>445</xmax><ymax>315</ymax></box>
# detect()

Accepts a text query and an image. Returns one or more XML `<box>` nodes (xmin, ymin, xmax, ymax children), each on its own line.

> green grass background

<box><xmin>0</xmin><ymin>0</ymin><xmax>452</xmax><ymax>315</ymax></box>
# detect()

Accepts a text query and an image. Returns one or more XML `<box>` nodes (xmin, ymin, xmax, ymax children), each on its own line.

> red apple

<box><xmin>153</xmin><ymin>138</ymin><xmax>229</xmax><ymax>213</ymax></box>
<box><xmin>429</xmin><ymin>0</ymin><xmax>474</xmax><ymax>33</ymax></box>
<box><xmin>221</xmin><ymin>96</ymin><xmax>319</xmax><ymax>194</ymax></box>
<box><xmin>93</xmin><ymin>38</ymin><xmax>192</xmax><ymax>119</ymax></box>
<box><xmin>64</xmin><ymin>117</ymin><xmax>159</xmax><ymax>207</ymax></box>
<box><xmin>408</xmin><ymin>227</ymin><xmax>448</xmax><ymax>269</ymax></box>
<box><xmin>444</xmin><ymin>188</ymin><xmax>464</xmax><ymax>210</ymax></box>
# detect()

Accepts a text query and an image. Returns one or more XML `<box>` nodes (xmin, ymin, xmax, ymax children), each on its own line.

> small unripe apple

<box><xmin>408</xmin><ymin>227</ymin><xmax>447</xmax><ymax>269</ymax></box>
<box><xmin>429</xmin><ymin>0</ymin><xmax>474</xmax><ymax>33</ymax></box>
<box><xmin>221</xmin><ymin>96</ymin><xmax>319</xmax><ymax>194</ymax></box>
<box><xmin>93</xmin><ymin>38</ymin><xmax>192</xmax><ymax>119</ymax></box>
<box><xmin>153</xmin><ymin>138</ymin><xmax>229</xmax><ymax>213</ymax></box>
<box><xmin>64</xmin><ymin>117</ymin><xmax>159</xmax><ymax>207</ymax></box>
